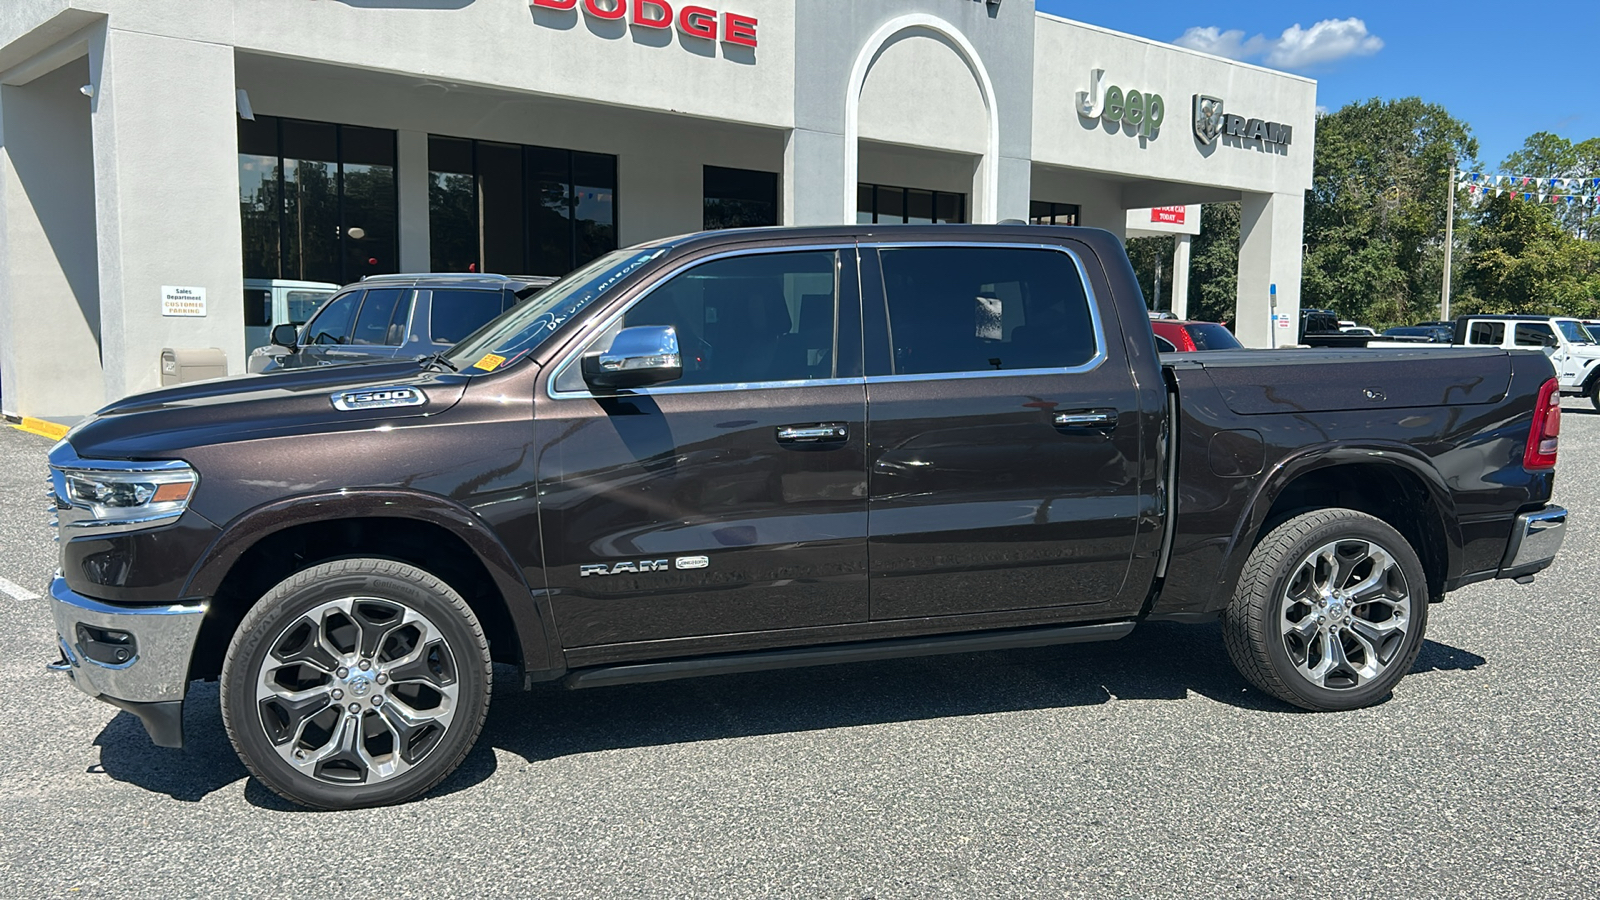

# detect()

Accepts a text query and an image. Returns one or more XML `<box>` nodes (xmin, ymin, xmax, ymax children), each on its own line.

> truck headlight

<box><xmin>55</xmin><ymin>462</ymin><xmax>197</xmax><ymax>535</ymax></box>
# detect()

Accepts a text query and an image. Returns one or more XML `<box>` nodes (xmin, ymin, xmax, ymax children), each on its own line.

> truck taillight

<box><xmin>1523</xmin><ymin>378</ymin><xmax>1560</xmax><ymax>471</ymax></box>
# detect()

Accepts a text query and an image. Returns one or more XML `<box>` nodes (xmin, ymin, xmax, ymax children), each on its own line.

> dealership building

<box><xmin>0</xmin><ymin>0</ymin><xmax>1315</xmax><ymax>419</ymax></box>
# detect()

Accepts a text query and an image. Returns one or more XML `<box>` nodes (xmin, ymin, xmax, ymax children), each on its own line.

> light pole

<box><xmin>1441</xmin><ymin>158</ymin><xmax>1455</xmax><ymax>322</ymax></box>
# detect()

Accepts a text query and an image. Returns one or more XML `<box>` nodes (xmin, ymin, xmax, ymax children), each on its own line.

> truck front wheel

<box><xmin>1223</xmin><ymin>509</ymin><xmax>1429</xmax><ymax>711</ymax></box>
<box><xmin>219</xmin><ymin>558</ymin><xmax>492</xmax><ymax>809</ymax></box>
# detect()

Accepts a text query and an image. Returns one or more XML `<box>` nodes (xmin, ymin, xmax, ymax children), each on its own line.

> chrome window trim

<box><xmin>548</xmin><ymin>243</ymin><xmax>858</xmax><ymax>400</ymax></box>
<box><xmin>860</xmin><ymin>240</ymin><xmax>1109</xmax><ymax>383</ymax></box>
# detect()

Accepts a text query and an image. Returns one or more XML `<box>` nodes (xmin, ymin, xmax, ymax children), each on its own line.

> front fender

<box><xmin>179</xmin><ymin>488</ymin><xmax>560</xmax><ymax>674</ymax></box>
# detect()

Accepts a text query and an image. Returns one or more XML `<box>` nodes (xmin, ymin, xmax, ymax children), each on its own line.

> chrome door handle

<box><xmin>1053</xmin><ymin>410</ymin><xmax>1117</xmax><ymax>428</ymax></box>
<box><xmin>777</xmin><ymin>423</ymin><xmax>849</xmax><ymax>442</ymax></box>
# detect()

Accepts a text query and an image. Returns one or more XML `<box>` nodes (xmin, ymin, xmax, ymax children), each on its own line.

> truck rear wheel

<box><xmin>219</xmin><ymin>558</ymin><xmax>492</xmax><ymax>809</ymax></box>
<box><xmin>1222</xmin><ymin>509</ymin><xmax>1428</xmax><ymax>711</ymax></box>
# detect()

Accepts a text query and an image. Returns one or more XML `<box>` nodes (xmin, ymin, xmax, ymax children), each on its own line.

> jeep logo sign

<box><xmin>330</xmin><ymin>386</ymin><xmax>427</xmax><ymax>411</ymax></box>
<box><xmin>1077</xmin><ymin>69</ymin><xmax>1165</xmax><ymax>138</ymax></box>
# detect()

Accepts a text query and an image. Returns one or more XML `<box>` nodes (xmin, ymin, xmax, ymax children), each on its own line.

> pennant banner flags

<box><xmin>1456</xmin><ymin>169</ymin><xmax>1600</xmax><ymax>208</ymax></box>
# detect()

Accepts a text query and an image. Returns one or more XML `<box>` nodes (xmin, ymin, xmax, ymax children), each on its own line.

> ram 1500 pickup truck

<box><xmin>44</xmin><ymin>226</ymin><xmax>1567</xmax><ymax>809</ymax></box>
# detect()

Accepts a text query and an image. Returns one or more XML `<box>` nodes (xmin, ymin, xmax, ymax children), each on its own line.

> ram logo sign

<box><xmin>330</xmin><ymin>386</ymin><xmax>427</xmax><ymax>411</ymax></box>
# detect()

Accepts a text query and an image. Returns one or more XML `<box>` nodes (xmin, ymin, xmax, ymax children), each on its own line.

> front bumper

<box><xmin>1497</xmin><ymin>505</ymin><xmax>1568</xmax><ymax>581</ymax></box>
<box><xmin>48</xmin><ymin>576</ymin><xmax>207</xmax><ymax>748</ymax></box>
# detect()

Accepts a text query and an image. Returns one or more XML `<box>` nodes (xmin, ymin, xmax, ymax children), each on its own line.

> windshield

<box><xmin>1557</xmin><ymin>320</ymin><xmax>1595</xmax><ymax>345</ymax></box>
<box><xmin>442</xmin><ymin>247</ymin><xmax>668</xmax><ymax>372</ymax></box>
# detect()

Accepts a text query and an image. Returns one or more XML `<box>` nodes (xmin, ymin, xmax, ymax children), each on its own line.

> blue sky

<box><xmin>1034</xmin><ymin>0</ymin><xmax>1599</xmax><ymax>170</ymax></box>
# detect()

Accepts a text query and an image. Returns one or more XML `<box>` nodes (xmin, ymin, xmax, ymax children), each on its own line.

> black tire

<box><xmin>1588</xmin><ymin>379</ymin><xmax>1599</xmax><ymax>412</ymax></box>
<box><xmin>1223</xmin><ymin>508</ymin><xmax>1429</xmax><ymax>711</ymax></box>
<box><xmin>220</xmin><ymin>558</ymin><xmax>492</xmax><ymax>809</ymax></box>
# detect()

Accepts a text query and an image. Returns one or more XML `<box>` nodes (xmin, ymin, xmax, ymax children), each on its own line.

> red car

<box><xmin>1150</xmin><ymin>318</ymin><xmax>1243</xmax><ymax>352</ymax></box>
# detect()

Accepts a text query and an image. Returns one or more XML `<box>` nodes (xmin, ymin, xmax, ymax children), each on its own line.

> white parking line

<box><xmin>0</xmin><ymin>576</ymin><xmax>40</xmax><ymax>601</ymax></box>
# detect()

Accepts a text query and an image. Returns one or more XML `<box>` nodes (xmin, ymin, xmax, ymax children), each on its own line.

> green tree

<box><xmin>1457</xmin><ymin>192</ymin><xmax>1600</xmax><ymax>316</ymax></box>
<box><xmin>1186</xmin><ymin>201</ymin><xmax>1241</xmax><ymax>325</ymax></box>
<box><xmin>1302</xmin><ymin>98</ymin><xmax>1478</xmax><ymax>330</ymax></box>
<box><xmin>1126</xmin><ymin>235</ymin><xmax>1173</xmax><ymax>311</ymax></box>
<box><xmin>1499</xmin><ymin>132</ymin><xmax>1599</xmax><ymax>238</ymax></box>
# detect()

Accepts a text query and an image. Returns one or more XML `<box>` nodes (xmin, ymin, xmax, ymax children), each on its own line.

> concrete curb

<box><xmin>3</xmin><ymin>414</ymin><xmax>68</xmax><ymax>441</ymax></box>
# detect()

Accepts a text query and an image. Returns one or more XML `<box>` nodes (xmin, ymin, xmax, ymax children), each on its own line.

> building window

<box><xmin>704</xmin><ymin>165</ymin><xmax>779</xmax><ymax>230</ymax></box>
<box><xmin>427</xmin><ymin>136</ymin><xmax>617</xmax><ymax>277</ymax></box>
<box><xmin>237</xmin><ymin>115</ymin><xmax>398</xmax><ymax>285</ymax></box>
<box><xmin>857</xmin><ymin>184</ymin><xmax>965</xmax><ymax>224</ymax></box>
<box><xmin>1029</xmin><ymin>201</ymin><xmax>1080</xmax><ymax>225</ymax></box>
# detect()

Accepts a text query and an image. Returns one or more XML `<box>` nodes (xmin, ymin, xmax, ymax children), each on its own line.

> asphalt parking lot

<box><xmin>1</xmin><ymin>405</ymin><xmax>1597</xmax><ymax>898</ymax></box>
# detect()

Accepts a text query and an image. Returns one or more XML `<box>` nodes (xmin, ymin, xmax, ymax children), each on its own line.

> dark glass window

<box><xmin>857</xmin><ymin>183</ymin><xmax>965</xmax><ymax>224</ymax></box>
<box><xmin>611</xmin><ymin>251</ymin><xmax>838</xmax><ymax>387</ymax></box>
<box><xmin>479</xmin><ymin>142</ymin><xmax>526</xmax><ymax>276</ymax></box>
<box><xmin>428</xmin><ymin>137</ymin><xmax>477</xmax><ymax>272</ymax></box>
<box><xmin>527</xmin><ymin>146</ymin><xmax>573</xmax><ymax>277</ymax></box>
<box><xmin>1514</xmin><ymin>323</ymin><xmax>1554</xmax><ymax>347</ymax></box>
<box><xmin>244</xmin><ymin>287</ymin><xmax>272</xmax><ymax>328</ymax></box>
<box><xmin>350</xmin><ymin>288</ymin><xmax>407</xmax><ymax>346</ymax></box>
<box><xmin>340</xmin><ymin>126</ymin><xmax>398</xmax><ymax>282</ymax></box>
<box><xmin>286</xmin><ymin>290</ymin><xmax>333</xmax><ymax>325</ymax></box>
<box><xmin>876</xmin><ymin>247</ymin><xmax>1097</xmax><ymax>376</ymax></box>
<box><xmin>1185</xmin><ymin>323</ymin><xmax>1241</xmax><ymax>351</ymax></box>
<box><xmin>573</xmin><ymin>151</ymin><xmax>617</xmax><ymax>265</ymax></box>
<box><xmin>427</xmin><ymin>136</ymin><xmax>618</xmax><ymax>278</ymax></box>
<box><xmin>305</xmin><ymin>291</ymin><xmax>361</xmax><ymax>345</ymax></box>
<box><xmin>429</xmin><ymin>289</ymin><xmax>507</xmax><ymax>345</ymax></box>
<box><xmin>1466</xmin><ymin>321</ymin><xmax>1504</xmax><ymax>345</ymax></box>
<box><xmin>236</xmin><ymin>116</ymin><xmax>399</xmax><ymax>285</ymax></box>
<box><xmin>1029</xmin><ymin>201</ymin><xmax>1081</xmax><ymax>226</ymax></box>
<box><xmin>704</xmin><ymin>165</ymin><xmax>779</xmax><ymax>230</ymax></box>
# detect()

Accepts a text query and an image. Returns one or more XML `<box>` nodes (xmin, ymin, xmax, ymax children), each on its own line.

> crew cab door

<box><xmin>534</xmin><ymin>247</ymin><xmax>869</xmax><ymax>650</ymax></box>
<box><xmin>860</xmin><ymin>241</ymin><xmax>1147</xmax><ymax>621</ymax></box>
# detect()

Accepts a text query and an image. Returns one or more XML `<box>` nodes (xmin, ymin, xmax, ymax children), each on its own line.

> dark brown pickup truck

<box><xmin>45</xmin><ymin>225</ymin><xmax>1567</xmax><ymax>809</ymax></box>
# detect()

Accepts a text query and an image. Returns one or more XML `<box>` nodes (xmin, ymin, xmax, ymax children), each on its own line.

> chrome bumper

<box><xmin>48</xmin><ymin>576</ymin><xmax>206</xmax><ymax>747</ymax></box>
<box><xmin>1499</xmin><ymin>505</ymin><xmax>1568</xmax><ymax>579</ymax></box>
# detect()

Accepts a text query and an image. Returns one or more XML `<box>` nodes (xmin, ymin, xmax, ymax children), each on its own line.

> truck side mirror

<box><xmin>270</xmin><ymin>323</ymin><xmax>299</xmax><ymax>350</ymax></box>
<box><xmin>581</xmin><ymin>325</ymin><xmax>683</xmax><ymax>390</ymax></box>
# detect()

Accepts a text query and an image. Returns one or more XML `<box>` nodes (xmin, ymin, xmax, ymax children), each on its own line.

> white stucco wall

<box><xmin>857</xmin><ymin>31</ymin><xmax>988</xmax><ymax>156</ymax></box>
<box><xmin>1032</xmin><ymin>14</ymin><xmax>1315</xmax><ymax>198</ymax></box>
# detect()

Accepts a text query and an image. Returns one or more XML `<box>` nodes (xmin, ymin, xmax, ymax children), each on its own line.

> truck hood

<box><xmin>65</xmin><ymin>360</ymin><xmax>470</xmax><ymax>460</ymax></box>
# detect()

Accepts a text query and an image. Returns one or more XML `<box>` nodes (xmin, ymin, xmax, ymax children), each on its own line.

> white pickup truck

<box><xmin>1443</xmin><ymin>315</ymin><xmax>1600</xmax><ymax>409</ymax></box>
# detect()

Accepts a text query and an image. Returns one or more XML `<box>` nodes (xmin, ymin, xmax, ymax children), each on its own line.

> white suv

<box><xmin>1457</xmin><ymin>315</ymin><xmax>1600</xmax><ymax>408</ymax></box>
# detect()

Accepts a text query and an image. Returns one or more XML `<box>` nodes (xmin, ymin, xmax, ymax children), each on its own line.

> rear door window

<box><xmin>429</xmin><ymin>289</ymin><xmax>506</xmax><ymax>344</ymax></box>
<box><xmin>1467</xmin><ymin>321</ymin><xmax>1505</xmax><ymax>345</ymax></box>
<box><xmin>874</xmin><ymin>246</ymin><xmax>1097</xmax><ymax>375</ymax></box>
<box><xmin>304</xmin><ymin>291</ymin><xmax>361</xmax><ymax>345</ymax></box>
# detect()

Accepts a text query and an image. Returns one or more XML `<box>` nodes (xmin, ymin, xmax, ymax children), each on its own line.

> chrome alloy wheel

<box><xmin>255</xmin><ymin>597</ymin><xmax>459</xmax><ymax>785</ymax></box>
<box><xmin>1279</xmin><ymin>539</ymin><xmax>1412</xmax><ymax>691</ymax></box>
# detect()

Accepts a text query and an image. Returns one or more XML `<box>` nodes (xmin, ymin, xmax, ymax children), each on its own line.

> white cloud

<box><xmin>1172</xmin><ymin>26</ymin><xmax>1267</xmax><ymax>60</ymax></box>
<box><xmin>1174</xmin><ymin>18</ymin><xmax>1384</xmax><ymax>70</ymax></box>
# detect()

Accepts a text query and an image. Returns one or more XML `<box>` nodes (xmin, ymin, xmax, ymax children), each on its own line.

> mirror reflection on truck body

<box><xmin>269</xmin><ymin>323</ymin><xmax>298</xmax><ymax>349</ymax></box>
<box><xmin>581</xmin><ymin>325</ymin><xmax>683</xmax><ymax>390</ymax></box>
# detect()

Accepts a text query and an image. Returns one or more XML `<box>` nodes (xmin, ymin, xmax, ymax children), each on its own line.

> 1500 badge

<box><xmin>582</xmin><ymin>556</ymin><xmax>710</xmax><ymax>576</ymax></box>
<box><xmin>330</xmin><ymin>386</ymin><xmax>427</xmax><ymax>411</ymax></box>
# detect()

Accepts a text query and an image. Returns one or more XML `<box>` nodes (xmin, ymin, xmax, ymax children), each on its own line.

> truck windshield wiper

<box><xmin>420</xmin><ymin>352</ymin><xmax>458</xmax><ymax>372</ymax></box>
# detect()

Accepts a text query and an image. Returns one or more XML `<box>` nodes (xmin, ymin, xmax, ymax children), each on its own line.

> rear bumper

<box><xmin>1497</xmin><ymin>505</ymin><xmax>1568</xmax><ymax>580</ymax></box>
<box><xmin>47</xmin><ymin>576</ymin><xmax>206</xmax><ymax>748</ymax></box>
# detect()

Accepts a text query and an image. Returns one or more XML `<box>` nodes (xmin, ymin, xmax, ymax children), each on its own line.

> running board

<box><xmin>563</xmin><ymin>620</ymin><xmax>1137</xmax><ymax>690</ymax></box>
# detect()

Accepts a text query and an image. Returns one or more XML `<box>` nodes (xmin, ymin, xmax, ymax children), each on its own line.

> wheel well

<box><xmin>189</xmin><ymin>517</ymin><xmax>522</xmax><ymax>680</ymax></box>
<box><xmin>1255</xmin><ymin>464</ymin><xmax>1449</xmax><ymax>603</ymax></box>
